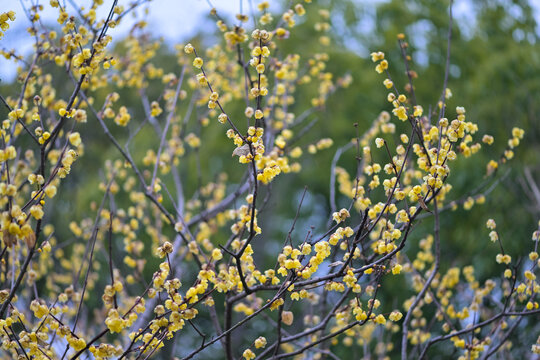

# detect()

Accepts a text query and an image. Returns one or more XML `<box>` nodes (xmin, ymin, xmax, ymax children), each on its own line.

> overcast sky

<box><xmin>1</xmin><ymin>0</ymin><xmax>539</xmax><ymax>83</ymax></box>
<box><xmin>0</xmin><ymin>0</ymin><xmax>244</xmax><ymax>82</ymax></box>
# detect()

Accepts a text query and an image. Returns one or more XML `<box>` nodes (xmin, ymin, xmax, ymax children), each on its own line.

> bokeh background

<box><xmin>1</xmin><ymin>0</ymin><xmax>539</xmax><ymax>358</ymax></box>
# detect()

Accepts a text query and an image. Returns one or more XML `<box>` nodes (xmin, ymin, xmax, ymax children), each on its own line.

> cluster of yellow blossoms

<box><xmin>0</xmin><ymin>11</ymin><xmax>16</xmax><ymax>39</ymax></box>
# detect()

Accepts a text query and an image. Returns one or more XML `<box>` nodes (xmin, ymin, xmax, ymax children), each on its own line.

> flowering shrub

<box><xmin>0</xmin><ymin>1</ymin><xmax>538</xmax><ymax>360</ymax></box>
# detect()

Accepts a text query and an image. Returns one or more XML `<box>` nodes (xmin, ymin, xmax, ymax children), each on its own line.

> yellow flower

<box><xmin>375</xmin><ymin>60</ymin><xmax>388</xmax><ymax>73</ymax></box>
<box><xmin>392</xmin><ymin>106</ymin><xmax>408</xmax><ymax>121</ymax></box>
<box><xmin>254</xmin><ymin>336</ymin><xmax>267</xmax><ymax>348</ymax></box>
<box><xmin>374</xmin><ymin>314</ymin><xmax>386</xmax><ymax>324</ymax></box>
<box><xmin>184</xmin><ymin>43</ymin><xmax>194</xmax><ymax>54</ymax></box>
<box><xmin>370</xmin><ymin>51</ymin><xmax>385</xmax><ymax>62</ymax></box>
<box><xmin>193</xmin><ymin>57</ymin><xmax>203</xmax><ymax>68</ymax></box>
<box><xmin>212</xmin><ymin>248</ymin><xmax>223</xmax><ymax>260</ymax></box>
<box><xmin>392</xmin><ymin>264</ymin><xmax>402</xmax><ymax>275</ymax></box>
<box><xmin>383</xmin><ymin>78</ymin><xmax>393</xmax><ymax>88</ymax></box>
<box><xmin>68</xmin><ymin>132</ymin><xmax>82</xmax><ymax>146</ymax></box>
<box><xmin>389</xmin><ymin>311</ymin><xmax>403</xmax><ymax>321</ymax></box>
<box><xmin>30</xmin><ymin>205</ymin><xmax>44</xmax><ymax>220</ymax></box>
<box><xmin>269</xmin><ymin>298</ymin><xmax>284</xmax><ymax>310</ymax></box>
<box><xmin>243</xmin><ymin>349</ymin><xmax>255</xmax><ymax>360</ymax></box>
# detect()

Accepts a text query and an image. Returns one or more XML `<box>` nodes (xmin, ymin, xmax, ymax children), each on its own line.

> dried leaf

<box><xmin>418</xmin><ymin>197</ymin><xmax>432</xmax><ymax>213</ymax></box>
<box><xmin>281</xmin><ymin>310</ymin><xmax>294</xmax><ymax>326</ymax></box>
<box><xmin>328</xmin><ymin>261</ymin><xmax>344</xmax><ymax>268</ymax></box>
<box><xmin>2</xmin><ymin>229</ymin><xmax>17</xmax><ymax>248</ymax></box>
<box><xmin>232</xmin><ymin>144</ymin><xmax>250</xmax><ymax>157</ymax></box>
<box><xmin>25</xmin><ymin>231</ymin><xmax>36</xmax><ymax>249</ymax></box>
